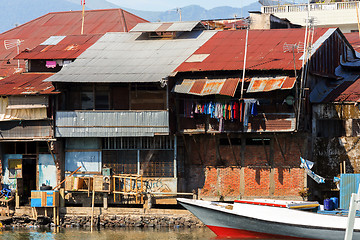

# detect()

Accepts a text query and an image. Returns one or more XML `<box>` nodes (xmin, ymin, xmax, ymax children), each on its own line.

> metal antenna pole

<box><xmin>296</xmin><ymin>0</ymin><xmax>310</xmax><ymax>130</ymax></box>
<box><xmin>240</xmin><ymin>23</ymin><xmax>249</xmax><ymax>99</ymax></box>
<box><xmin>81</xmin><ymin>0</ymin><xmax>85</xmax><ymax>34</ymax></box>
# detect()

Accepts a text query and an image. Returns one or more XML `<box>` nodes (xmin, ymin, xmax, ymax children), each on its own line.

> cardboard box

<box><xmin>31</xmin><ymin>190</ymin><xmax>59</xmax><ymax>207</ymax></box>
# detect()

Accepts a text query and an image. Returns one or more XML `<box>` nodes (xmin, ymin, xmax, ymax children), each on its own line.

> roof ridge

<box><xmin>0</xmin><ymin>8</ymin><xmax>147</xmax><ymax>36</ymax></box>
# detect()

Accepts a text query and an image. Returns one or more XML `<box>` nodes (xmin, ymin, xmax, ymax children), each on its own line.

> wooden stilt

<box><xmin>53</xmin><ymin>207</ymin><xmax>56</xmax><ymax>226</ymax></box>
<box><xmin>57</xmin><ymin>206</ymin><xmax>60</xmax><ymax>226</ymax></box>
<box><xmin>90</xmin><ymin>189</ymin><xmax>95</xmax><ymax>232</ymax></box>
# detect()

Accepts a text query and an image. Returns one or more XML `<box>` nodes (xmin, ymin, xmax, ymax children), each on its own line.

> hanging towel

<box><xmin>63</xmin><ymin>60</ymin><xmax>72</xmax><ymax>67</ymax></box>
<box><xmin>46</xmin><ymin>61</ymin><xmax>57</xmax><ymax>68</ymax></box>
<box><xmin>251</xmin><ymin>102</ymin><xmax>258</xmax><ymax>116</ymax></box>
<box><xmin>243</xmin><ymin>99</ymin><xmax>257</xmax><ymax>127</ymax></box>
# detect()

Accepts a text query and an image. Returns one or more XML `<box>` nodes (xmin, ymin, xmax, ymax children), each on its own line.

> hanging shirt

<box><xmin>233</xmin><ymin>101</ymin><xmax>240</xmax><ymax>120</ymax></box>
<box><xmin>251</xmin><ymin>102</ymin><xmax>258</xmax><ymax>116</ymax></box>
<box><xmin>243</xmin><ymin>99</ymin><xmax>258</xmax><ymax>127</ymax></box>
<box><xmin>239</xmin><ymin>100</ymin><xmax>244</xmax><ymax>122</ymax></box>
<box><xmin>222</xmin><ymin>103</ymin><xmax>226</xmax><ymax>119</ymax></box>
<box><xmin>227</xmin><ymin>103</ymin><xmax>232</xmax><ymax>121</ymax></box>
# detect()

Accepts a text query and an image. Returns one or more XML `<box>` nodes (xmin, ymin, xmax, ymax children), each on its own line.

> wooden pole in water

<box><xmin>53</xmin><ymin>207</ymin><xmax>56</xmax><ymax>227</ymax></box>
<box><xmin>90</xmin><ymin>187</ymin><xmax>95</xmax><ymax>232</ymax></box>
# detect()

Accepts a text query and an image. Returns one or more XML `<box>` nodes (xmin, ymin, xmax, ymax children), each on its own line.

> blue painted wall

<box><xmin>2</xmin><ymin>154</ymin><xmax>22</xmax><ymax>190</ymax></box>
<box><xmin>38</xmin><ymin>154</ymin><xmax>57</xmax><ymax>188</ymax></box>
<box><xmin>65</xmin><ymin>151</ymin><xmax>101</xmax><ymax>172</ymax></box>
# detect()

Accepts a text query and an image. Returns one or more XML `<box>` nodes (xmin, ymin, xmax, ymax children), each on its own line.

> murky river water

<box><xmin>0</xmin><ymin>227</ymin><xmax>284</xmax><ymax>240</ymax></box>
<box><xmin>0</xmin><ymin>228</ymin><xmax>214</xmax><ymax>240</ymax></box>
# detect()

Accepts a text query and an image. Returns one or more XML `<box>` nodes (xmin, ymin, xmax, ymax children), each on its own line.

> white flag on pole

<box><xmin>300</xmin><ymin>157</ymin><xmax>325</xmax><ymax>184</ymax></box>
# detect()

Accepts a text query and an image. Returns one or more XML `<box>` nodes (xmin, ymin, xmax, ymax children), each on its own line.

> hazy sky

<box><xmin>107</xmin><ymin>0</ymin><xmax>259</xmax><ymax>11</ymax></box>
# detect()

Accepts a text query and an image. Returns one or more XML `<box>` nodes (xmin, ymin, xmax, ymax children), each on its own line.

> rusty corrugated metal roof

<box><xmin>173</xmin><ymin>78</ymin><xmax>239</xmax><ymax>97</ymax></box>
<box><xmin>247</xmin><ymin>76</ymin><xmax>296</xmax><ymax>93</ymax></box>
<box><xmin>323</xmin><ymin>77</ymin><xmax>360</xmax><ymax>102</ymax></box>
<box><xmin>344</xmin><ymin>32</ymin><xmax>360</xmax><ymax>52</ymax></box>
<box><xmin>175</xmin><ymin>28</ymin><xmax>330</xmax><ymax>73</ymax></box>
<box><xmin>0</xmin><ymin>73</ymin><xmax>56</xmax><ymax>95</ymax></box>
<box><xmin>0</xmin><ymin>9</ymin><xmax>148</xmax><ymax>77</ymax></box>
<box><xmin>15</xmin><ymin>34</ymin><xmax>102</xmax><ymax>60</ymax></box>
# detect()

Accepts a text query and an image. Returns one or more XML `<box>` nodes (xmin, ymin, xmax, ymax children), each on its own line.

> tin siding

<box><xmin>55</xmin><ymin>111</ymin><xmax>169</xmax><ymax>137</ymax></box>
<box><xmin>340</xmin><ymin>174</ymin><xmax>360</xmax><ymax>209</ymax></box>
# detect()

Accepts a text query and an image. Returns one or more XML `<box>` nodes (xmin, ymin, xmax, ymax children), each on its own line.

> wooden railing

<box><xmin>112</xmin><ymin>174</ymin><xmax>144</xmax><ymax>204</ymax></box>
<box><xmin>262</xmin><ymin>1</ymin><xmax>359</xmax><ymax>14</ymax></box>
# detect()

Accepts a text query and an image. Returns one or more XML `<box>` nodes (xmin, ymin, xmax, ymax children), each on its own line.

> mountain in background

<box><xmin>0</xmin><ymin>0</ymin><xmax>261</xmax><ymax>33</ymax></box>
<box><xmin>127</xmin><ymin>2</ymin><xmax>262</xmax><ymax>22</ymax></box>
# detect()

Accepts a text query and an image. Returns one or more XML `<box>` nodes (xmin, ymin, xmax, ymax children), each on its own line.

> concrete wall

<box><xmin>38</xmin><ymin>154</ymin><xmax>57</xmax><ymax>188</ymax></box>
<box><xmin>182</xmin><ymin>133</ymin><xmax>308</xmax><ymax>201</ymax></box>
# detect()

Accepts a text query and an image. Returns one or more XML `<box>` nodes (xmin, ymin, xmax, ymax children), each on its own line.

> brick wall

<box><xmin>183</xmin><ymin>133</ymin><xmax>308</xmax><ymax>200</ymax></box>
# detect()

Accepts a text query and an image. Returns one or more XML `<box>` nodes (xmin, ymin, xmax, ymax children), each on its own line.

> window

<box><xmin>102</xmin><ymin>136</ymin><xmax>174</xmax><ymax>177</ymax></box>
<box><xmin>81</xmin><ymin>91</ymin><xmax>94</xmax><ymax>110</ymax></box>
<box><xmin>95</xmin><ymin>91</ymin><xmax>109</xmax><ymax>110</ymax></box>
<box><xmin>317</xmin><ymin>119</ymin><xmax>345</xmax><ymax>137</ymax></box>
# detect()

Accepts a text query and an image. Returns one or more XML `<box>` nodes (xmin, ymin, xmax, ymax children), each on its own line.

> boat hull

<box><xmin>178</xmin><ymin>198</ymin><xmax>360</xmax><ymax>240</ymax></box>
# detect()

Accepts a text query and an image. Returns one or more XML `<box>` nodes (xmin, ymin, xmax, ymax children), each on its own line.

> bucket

<box><xmin>330</xmin><ymin>197</ymin><xmax>339</xmax><ymax>209</ymax></box>
<box><xmin>324</xmin><ymin>198</ymin><xmax>334</xmax><ymax>211</ymax></box>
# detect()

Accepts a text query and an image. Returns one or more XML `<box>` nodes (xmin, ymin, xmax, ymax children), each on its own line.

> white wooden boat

<box><xmin>177</xmin><ymin>198</ymin><xmax>360</xmax><ymax>239</ymax></box>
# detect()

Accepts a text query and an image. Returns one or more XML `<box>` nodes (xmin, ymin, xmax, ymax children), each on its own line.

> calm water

<box><xmin>0</xmin><ymin>228</ymin><xmax>284</xmax><ymax>240</ymax></box>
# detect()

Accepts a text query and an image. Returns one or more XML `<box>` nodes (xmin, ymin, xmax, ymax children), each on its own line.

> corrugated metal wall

<box><xmin>56</xmin><ymin>111</ymin><xmax>169</xmax><ymax>137</ymax></box>
<box><xmin>0</xmin><ymin>120</ymin><xmax>53</xmax><ymax>140</ymax></box>
<box><xmin>340</xmin><ymin>173</ymin><xmax>360</xmax><ymax>209</ymax></box>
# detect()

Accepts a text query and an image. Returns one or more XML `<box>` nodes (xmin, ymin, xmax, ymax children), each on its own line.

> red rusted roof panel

<box><xmin>247</xmin><ymin>76</ymin><xmax>296</xmax><ymax>93</ymax></box>
<box><xmin>0</xmin><ymin>73</ymin><xmax>56</xmax><ymax>95</ymax></box>
<box><xmin>15</xmin><ymin>34</ymin><xmax>102</xmax><ymax>59</ymax></box>
<box><xmin>324</xmin><ymin>77</ymin><xmax>360</xmax><ymax>102</ymax></box>
<box><xmin>173</xmin><ymin>78</ymin><xmax>239</xmax><ymax>97</ymax></box>
<box><xmin>344</xmin><ymin>32</ymin><xmax>360</xmax><ymax>52</ymax></box>
<box><xmin>282</xmin><ymin>77</ymin><xmax>296</xmax><ymax>89</ymax></box>
<box><xmin>190</xmin><ymin>79</ymin><xmax>206</xmax><ymax>94</ymax></box>
<box><xmin>0</xmin><ymin>9</ymin><xmax>148</xmax><ymax>76</ymax></box>
<box><xmin>176</xmin><ymin>28</ymin><xmax>329</xmax><ymax>73</ymax></box>
<box><xmin>219</xmin><ymin>78</ymin><xmax>240</xmax><ymax>96</ymax></box>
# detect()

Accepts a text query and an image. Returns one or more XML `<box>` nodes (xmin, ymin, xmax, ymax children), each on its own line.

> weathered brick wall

<box><xmin>274</xmin><ymin>168</ymin><xmax>304</xmax><ymax>196</ymax></box>
<box><xmin>244</xmin><ymin>168</ymin><xmax>271</xmax><ymax>197</ymax></box>
<box><xmin>183</xmin><ymin>134</ymin><xmax>308</xmax><ymax>200</ymax></box>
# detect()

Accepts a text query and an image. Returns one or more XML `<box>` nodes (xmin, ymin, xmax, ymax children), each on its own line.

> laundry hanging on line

<box><xmin>183</xmin><ymin>99</ymin><xmax>260</xmax><ymax>123</ymax></box>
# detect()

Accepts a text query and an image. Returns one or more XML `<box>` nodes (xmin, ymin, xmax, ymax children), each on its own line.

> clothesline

<box><xmin>183</xmin><ymin>99</ymin><xmax>259</xmax><ymax>130</ymax></box>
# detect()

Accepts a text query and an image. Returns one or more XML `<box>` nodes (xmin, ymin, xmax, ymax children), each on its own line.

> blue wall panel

<box><xmin>340</xmin><ymin>174</ymin><xmax>360</xmax><ymax>209</ymax></box>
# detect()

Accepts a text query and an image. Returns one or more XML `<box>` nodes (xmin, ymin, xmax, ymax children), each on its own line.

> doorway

<box><xmin>21</xmin><ymin>154</ymin><xmax>37</xmax><ymax>204</ymax></box>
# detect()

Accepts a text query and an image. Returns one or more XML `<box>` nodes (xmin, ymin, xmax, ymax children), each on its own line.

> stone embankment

<box><xmin>0</xmin><ymin>214</ymin><xmax>204</xmax><ymax>229</ymax></box>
